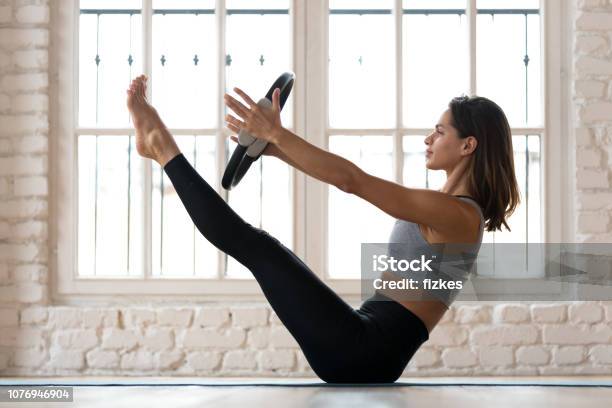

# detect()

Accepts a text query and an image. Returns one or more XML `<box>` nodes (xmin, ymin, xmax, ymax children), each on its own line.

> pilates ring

<box><xmin>222</xmin><ymin>71</ymin><xmax>295</xmax><ymax>190</ymax></box>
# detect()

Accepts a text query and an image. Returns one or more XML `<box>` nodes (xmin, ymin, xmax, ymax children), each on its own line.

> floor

<box><xmin>1</xmin><ymin>377</ymin><xmax>611</xmax><ymax>408</ymax></box>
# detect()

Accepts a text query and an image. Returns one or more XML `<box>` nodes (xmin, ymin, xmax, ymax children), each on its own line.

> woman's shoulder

<box><xmin>421</xmin><ymin>195</ymin><xmax>482</xmax><ymax>244</ymax></box>
<box><xmin>454</xmin><ymin>196</ymin><xmax>483</xmax><ymax>242</ymax></box>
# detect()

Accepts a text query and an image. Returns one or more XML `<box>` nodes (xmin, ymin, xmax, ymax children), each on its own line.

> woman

<box><xmin>126</xmin><ymin>74</ymin><xmax>519</xmax><ymax>383</ymax></box>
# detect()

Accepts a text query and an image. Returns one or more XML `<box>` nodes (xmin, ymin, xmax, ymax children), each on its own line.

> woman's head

<box><xmin>424</xmin><ymin>95</ymin><xmax>520</xmax><ymax>232</ymax></box>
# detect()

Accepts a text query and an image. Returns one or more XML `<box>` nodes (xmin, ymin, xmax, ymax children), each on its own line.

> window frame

<box><xmin>50</xmin><ymin>0</ymin><xmax>570</xmax><ymax>301</ymax></box>
<box><xmin>312</xmin><ymin>0</ymin><xmax>571</xmax><ymax>295</ymax></box>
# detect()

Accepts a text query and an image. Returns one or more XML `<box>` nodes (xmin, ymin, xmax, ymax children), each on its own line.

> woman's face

<box><xmin>424</xmin><ymin>109</ymin><xmax>473</xmax><ymax>171</ymax></box>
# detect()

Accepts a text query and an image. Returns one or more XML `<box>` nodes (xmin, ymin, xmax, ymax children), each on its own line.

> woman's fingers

<box><xmin>272</xmin><ymin>88</ymin><xmax>280</xmax><ymax>112</ymax></box>
<box><xmin>225</xmin><ymin>113</ymin><xmax>246</xmax><ymax>129</ymax></box>
<box><xmin>226</xmin><ymin>123</ymin><xmax>240</xmax><ymax>134</ymax></box>
<box><xmin>224</xmin><ymin>93</ymin><xmax>250</xmax><ymax>119</ymax></box>
<box><xmin>233</xmin><ymin>87</ymin><xmax>256</xmax><ymax>107</ymax></box>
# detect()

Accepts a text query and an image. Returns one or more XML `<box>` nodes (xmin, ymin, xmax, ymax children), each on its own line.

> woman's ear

<box><xmin>463</xmin><ymin>136</ymin><xmax>478</xmax><ymax>155</ymax></box>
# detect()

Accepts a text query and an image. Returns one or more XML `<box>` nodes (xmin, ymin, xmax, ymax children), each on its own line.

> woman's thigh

<box><xmin>235</xmin><ymin>227</ymin><xmax>366</xmax><ymax>353</ymax></box>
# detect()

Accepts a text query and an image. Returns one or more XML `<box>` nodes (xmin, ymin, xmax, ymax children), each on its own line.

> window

<box><xmin>56</xmin><ymin>0</ymin><xmax>296</xmax><ymax>296</ymax></box>
<box><xmin>326</xmin><ymin>0</ymin><xmax>546</xmax><ymax>279</ymax></box>
<box><xmin>53</xmin><ymin>0</ymin><xmax>565</xmax><ymax>297</ymax></box>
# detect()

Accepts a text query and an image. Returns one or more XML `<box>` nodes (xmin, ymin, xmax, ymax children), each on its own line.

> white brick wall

<box><xmin>0</xmin><ymin>0</ymin><xmax>611</xmax><ymax>378</ymax></box>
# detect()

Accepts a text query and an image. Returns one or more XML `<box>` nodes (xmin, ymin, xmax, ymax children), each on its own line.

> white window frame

<box><xmin>50</xmin><ymin>0</ymin><xmax>571</xmax><ymax>301</ymax></box>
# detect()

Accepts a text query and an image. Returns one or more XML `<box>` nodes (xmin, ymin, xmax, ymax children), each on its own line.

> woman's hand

<box><xmin>228</xmin><ymin>134</ymin><xmax>280</xmax><ymax>158</ymax></box>
<box><xmin>224</xmin><ymin>87</ymin><xmax>284</xmax><ymax>145</ymax></box>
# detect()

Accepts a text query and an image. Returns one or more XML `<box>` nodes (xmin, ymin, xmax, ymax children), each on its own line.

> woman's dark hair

<box><xmin>448</xmin><ymin>95</ymin><xmax>520</xmax><ymax>232</ymax></box>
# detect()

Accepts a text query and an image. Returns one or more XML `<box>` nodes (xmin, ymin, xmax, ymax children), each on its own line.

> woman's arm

<box><xmin>224</xmin><ymin>88</ymin><xmax>359</xmax><ymax>191</ymax></box>
<box><xmin>273</xmin><ymin>129</ymin><xmax>475</xmax><ymax>236</ymax></box>
<box><xmin>262</xmin><ymin>142</ymin><xmax>309</xmax><ymax>175</ymax></box>
<box><xmin>274</xmin><ymin>130</ymin><xmax>476</xmax><ymax>237</ymax></box>
<box><xmin>229</xmin><ymin>134</ymin><xmax>307</xmax><ymax>174</ymax></box>
<box><xmin>230</xmin><ymin>134</ymin><xmax>322</xmax><ymax>178</ymax></box>
<box><xmin>274</xmin><ymin>128</ymin><xmax>360</xmax><ymax>192</ymax></box>
<box><xmin>350</xmin><ymin>173</ymin><xmax>478</xmax><ymax>238</ymax></box>
<box><xmin>223</xmin><ymin>87</ymin><xmax>475</xmax><ymax>235</ymax></box>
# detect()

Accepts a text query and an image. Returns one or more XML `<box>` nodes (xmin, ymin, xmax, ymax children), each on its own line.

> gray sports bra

<box><xmin>386</xmin><ymin>195</ymin><xmax>485</xmax><ymax>306</ymax></box>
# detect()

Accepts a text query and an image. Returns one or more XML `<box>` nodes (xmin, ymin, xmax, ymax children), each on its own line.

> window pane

<box><xmin>152</xmin><ymin>136</ymin><xmax>218</xmax><ymax>277</ymax></box>
<box><xmin>404</xmin><ymin>0</ymin><xmax>465</xmax><ymax>8</ymax></box>
<box><xmin>227</xmin><ymin>0</ymin><xmax>288</xmax><ymax>9</ymax></box>
<box><xmin>477</xmin><ymin>9</ymin><xmax>542</xmax><ymax>127</ymax></box>
<box><xmin>78</xmin><ymin>135</ymin><xmax>143</xmax><ymax>277</ymax></box>
<box><xmin>403</xmin><ymin>5</ymin><xmax>468</xmax><ymax>127</ymax></box>
<box><xmin>527</xmin><ymin>135</ymin><xmax>541</xmax><ymax>243</ymax></box>
<box><xmin>224</xmin><ymin>3</ymin><xmax>293</xmax><ymax>279</ymax></box>
<box><xmin>225</xmin><ymin>155</ymin><xmax>292</xmax><ymax>279</ymax></box>
<box><xmin>225</xmin><ymin>7</ymin><xmax>293</xmax><ymax>129</ymax></box>
<box><xmin>81</xmin><ymin>0</ymin><xmax>141</xmax><ymax>9</ymax></box>
<box><xmin>152</xmin><ymin>11</ymin><xmax>217</xmax><ymax>128</ymax></box>
<box><xmin>484</xmin><ymin>134</ymin><xmax>541</xmax><ymax>244</ymax></box>
<box><xmin>78</xmin><ymin>136</ymin><xmax>96</xmax><ymax>277</ymax></box>
<box><xmin>79</xmin><ymin>6</ymin><xmax>142</xmax><ymax>127</ymax></box>
<box><xmin>402</xmin><ymin>136</ymin><xmax>446</xmax><ymax>191</ymax></box>
<box><xmin>261</xmin><ymin>157</ymin><xmax>292</xmax><ymax>247</ymax></box>
<box><xmin>477</xmin><ymin>0</ymin><xmax>539</xmax><ymax>9</ymax></box>
<box><xmin>154</xmin><ymin>0</ymin><xmax>215</xmax><ymax>9</ymax></box>
<box><xmin>330</xmin><ymin>0</ymin><xmax>392</xmax><ymax>9</ymax></box>
<box><xmin>329</xmin><ymin>5</ymin><xmax>395</xmax><ymax>128</ymax></box>
<box><xmin>402</xmin><ymin>136</ymin><xmax>427</xmax><ymax>188</ymax></box>
<box><xmin>328</xmin><ymin>136</ymin><xmax>395</xmax><ymax>279</ymax></box>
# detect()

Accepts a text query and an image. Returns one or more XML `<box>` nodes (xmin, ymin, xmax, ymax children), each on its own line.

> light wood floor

<box><xmin>1</xmin><ymin>377</ymin><xmax>611</xmax><ymax>408</ymax></box>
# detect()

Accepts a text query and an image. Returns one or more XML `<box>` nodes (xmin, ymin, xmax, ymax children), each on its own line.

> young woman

<box><xmin>126</xmin><ymin>74</ymin><xmax>519</xmax><ymax>383</ymax></box>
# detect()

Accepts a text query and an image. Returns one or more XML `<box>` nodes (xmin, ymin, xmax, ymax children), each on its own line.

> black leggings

<box><xmin>164</xmin><ymin>153</ymin><xmax>429</xmax><ymax>383</ymax></box>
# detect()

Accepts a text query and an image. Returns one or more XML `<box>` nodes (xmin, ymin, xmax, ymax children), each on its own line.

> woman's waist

<box><xmin>359</xmin><ymin>291</ymin><xmax>431</xmax><ymax>342</ymax></box>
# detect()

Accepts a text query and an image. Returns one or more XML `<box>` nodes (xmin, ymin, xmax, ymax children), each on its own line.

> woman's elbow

<box><xmin>337</xmin><ymin>180</ymin><xmax>352</xmax><ymax>194</ymax></box>
<box><xmin>338</xmin><ymin>165</ymin><xmax>363</xmax><ymax>195</ymax></box>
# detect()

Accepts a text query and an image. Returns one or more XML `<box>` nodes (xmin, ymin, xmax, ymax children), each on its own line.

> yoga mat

<box><xmin>1</xmin><ymin>377</ymin><xmax>611</xmax><ymax>388</ymax></box>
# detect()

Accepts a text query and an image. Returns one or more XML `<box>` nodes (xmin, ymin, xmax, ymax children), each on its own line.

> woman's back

<box><xmin>379</xmin><ymin>195</ymin><xmax>485</xmax><ymax>333</ymax></box>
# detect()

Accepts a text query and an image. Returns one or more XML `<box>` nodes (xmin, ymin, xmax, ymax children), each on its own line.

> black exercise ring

<box><xmin>222</xmin><ymin>71</ymin><xmax>295</xmax><ymax>190</ymax></box>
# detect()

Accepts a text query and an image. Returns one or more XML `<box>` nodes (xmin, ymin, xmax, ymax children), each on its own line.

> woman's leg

<box><xmin>127</xmin><ymin>76</ymin><xmax>368</xmax><ymax>382</ymax></box>
<box><xmin>163</xmin><ymin>154</ymin><xmax>369</xmax><ymax>376</ymax></box>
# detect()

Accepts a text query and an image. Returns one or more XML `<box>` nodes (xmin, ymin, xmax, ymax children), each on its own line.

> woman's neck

<box><xmin>440</xmin><ymin>160</ymin><xmax>471</xmax><ymax>197</ymax></box>
<box><xmin>440</xmin><ymin>177</ymin><xmax>471</xmax><ymax>197</ymax></box>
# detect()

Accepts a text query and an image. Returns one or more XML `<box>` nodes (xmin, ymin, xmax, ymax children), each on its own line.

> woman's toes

<box><xmin>137</xmin><ymin>82</ymin><xmax>145</xmax><ymax>99</ymax></box>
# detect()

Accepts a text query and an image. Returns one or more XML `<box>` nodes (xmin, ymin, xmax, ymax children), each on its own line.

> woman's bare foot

<box><xmin>127</xmin><ymin>75</ymin><xmax>180</xmax><ymax>167</ymax></box>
